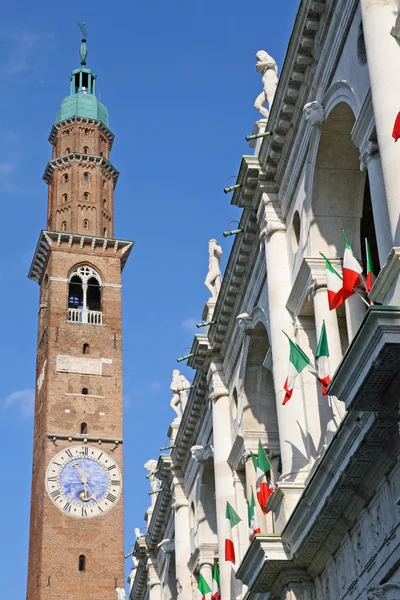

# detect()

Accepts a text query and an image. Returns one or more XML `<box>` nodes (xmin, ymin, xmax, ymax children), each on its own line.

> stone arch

<box><xmin>195</xmin><ymin>460</ymin><xmax>218</xmax><ymax>548</ymax></box>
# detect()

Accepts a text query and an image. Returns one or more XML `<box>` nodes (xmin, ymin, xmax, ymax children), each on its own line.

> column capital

<box><xmin>207</xmin><ymin>361</ymin><xmax>229</xmax><ymax>400</ymax></box>
<box><xmin>172</xmin><ymin>476</ymin><xmax>188</xmax><ymax>509</ymax></box>
<box><xmin>360</xmin><ymin>140</ymin><xmax>380</xmax><ymax>170</ymax></box>
<box><xmin>257</xmin><ymin>191</ymin><xmax>286</xmax><ymax>250</ymax></box>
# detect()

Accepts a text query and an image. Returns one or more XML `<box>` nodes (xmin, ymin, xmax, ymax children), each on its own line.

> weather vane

<box><xmin>76</xmin><ymin>21</ymin><xmax>88</xmax><ymax>39</ymax></box>
<box><xmin>76</xmin><ymin>21</ymin><xmax>88</xmax><ymax>66</ymax></box>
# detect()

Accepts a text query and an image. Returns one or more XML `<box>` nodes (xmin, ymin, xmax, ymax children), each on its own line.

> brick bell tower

<box><xmin>27</xmin><ymin>28</ymin><xmax>132</xmax><ymax>600</ymax></box>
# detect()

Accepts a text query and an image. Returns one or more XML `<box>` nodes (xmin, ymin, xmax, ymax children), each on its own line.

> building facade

<box><xmin>27</xmin><ymin>35</ymin><xmax>133</xmax><ymax>600</ymax></box>
<box><xmin>130</xmin><ymin>1</ymin><xmax>400</xmax><ymax>599</ymax></box>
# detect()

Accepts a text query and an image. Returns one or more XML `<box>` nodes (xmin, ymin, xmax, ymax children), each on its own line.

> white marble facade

<box><xmin>130</xmin><ymin>1</ymin><xmax>400</xmax><ymax>599</ymax></box>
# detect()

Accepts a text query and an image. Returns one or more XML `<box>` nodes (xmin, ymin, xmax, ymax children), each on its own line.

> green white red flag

<box><xmin>250</xmin><ymin>441</ymin><xmax>275</xmax><ymax>513</ymax></box>
<box><xmin>393</xmin><ymin>112</ymin><xmax>400</xmax><ymax>141</ymax></box>
<box><xmin>211</xmin><ymin>562</ymin><xmax>221</xmax><ymax>600</ymax></box>
<box><xmin>316</xmin><ymin>321</ymin><xmax>330</xmax><ymax>396</ymax></box>
<box><xmin>225</xmin><ymin>501</ymin><xmax>241</xmax><ymax>564</ymax></box>
<box><xmin>342</xmin><ymin>229</ymin><xmax>363</xmax><ymax>296</ymax></box>
<box><xmin>247</xmin><ymin>488</ymin><xmax>261</xmax><ymax>541</ymax></box>
<box><xmin>197</xmin><ymin>573</ymin><xmax>212</xmax><ymax>600</ymax></box>
<box><xmin>365</xmin><ymin>238</ymin><xmax>375</xmax><ymax>292</ymax></box>
<box><xmin>283</xmin><ymin>332</ymin><xmax>312</xmax><ymax>404</ymax></box>
<box><xmin>320</xmin><ymin>252</ymin><xmax>345</xmax><ymax>310</ymax></box>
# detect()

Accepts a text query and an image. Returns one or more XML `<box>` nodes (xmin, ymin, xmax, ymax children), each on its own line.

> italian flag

<box><xmin>283</xmin><ymin>332</ymin><xmax>312</xmax><ymax>404</ymax></box>
<box><xmin>342</xmin><ymin>229</ymin><xmax>363</xmax><ymax>296</ymax></box>
<box><xmin>225</xmin><ymin>501</ymin><xmax>241</xmax><ymax>564</ymax></box>
<box><xmin>251</xmin><ymin>441</ymin><xmax>275</xmax><ymax>513</ymax></box>
<box><xmin>247</xmin><ymin>488</ymin><xmax>261</xmax><ymax>541</ymax></box>
<box><xmin>365</xmin><ymin>238</ymin><xmax>375</xmax><ymax>292</ymax></box>
<box><xmin>320</xmin><ymin>252</ymin><xmax>344</xmax><ymax>310</ymax></box>
<box><xmin>197</xmin><ymin>573</ymin><xmax>211</xmax><ymax>600</ymax></box>
<box><xmin>393</xmin><ymin>112</ymin><xmax>400</xmax><ymax>141</ymax></box>
<box><xmin>212</xmin><ymin>562</ymin><xmax>221</xmax><ymax>600</ymax></box>
<box><xmin>316</xmin><ymin>321</ymin><xmax>330</xmax><ymax>396</ymax></box>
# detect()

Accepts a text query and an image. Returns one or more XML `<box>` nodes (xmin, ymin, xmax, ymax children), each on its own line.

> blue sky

<box><xmin>0</xmin><ymin>0</ymin><xmax>298</xmax><ymax>594</ymax></box>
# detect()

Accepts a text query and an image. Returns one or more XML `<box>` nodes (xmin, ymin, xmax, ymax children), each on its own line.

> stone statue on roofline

<box><xmin>204</xmin><ymin>239</ymin><xmax>223</xmax><ymax>299</ymax></box>
<box><xmin>170</xmin><ymin>369</ymin><xmax>190</xmax><ymax>419</ymax></box>
<box><xmin>254</xmin><ymin>50</ymin><xmax>279</xmax><ymax>121</ymax></box>
<box><xmin>144</xmin><ymin>458</ymin><xmax>159</xmax><ymax>505</ymax></box>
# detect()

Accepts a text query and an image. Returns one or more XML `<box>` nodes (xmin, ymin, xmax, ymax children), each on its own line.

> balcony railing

<box><xmin>67</xmin><ymin>308</ymin><xmax>103</xmax><ymax>325</ymax></box>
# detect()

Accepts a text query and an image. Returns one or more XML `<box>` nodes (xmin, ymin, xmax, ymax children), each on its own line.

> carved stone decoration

<box><xmin>134</xmin><ymin>527</ymin><xmax>145</xmax><ymax>540</ymax></box>
<box><xmin>367</xmin><ymin>587</ymin><xmax>386</xmax><ymax>600</ymax></box>
<box><xmin>236</xmin><ymin>312</ymin><xmax>254</xmax><ymax>334</ymax></box>
<box><xmin>303</xmin><ymin>101</ymin><xmax>325</xmax><ymax>128</ymax></box>
<box><xmin>144</xmin><ymin>459</ymin><xmax>160</xmax><ymax>505</ymax></box>
<box><xmin>254</xmin><ymin>50</ymin><xmax>279</xmax><ymax>121</ymax></box>
<box><xmin>115</xmin><ymin>588</ymin><xmax>127</xmax><ymax>600</ymax></box>
<box><xmin>204</xmin><ymin>239</ymin><xmax>222</xmax><ymax>299</ymax></box>
<box><xmin>170</xmin><ymin>369</ymin><xmax>190</xmax><ymax>420</ymax></box>
<box><xmin>391</xmin><ymin>10</ymin><xmax>400</xmax><ymax>40</ymax></box>
<box><xmin>157</xmin><ymin>538</ymin><xmax>175</xmax><ymax>554</ymax></box>
<box><xmin>190</xmin><ymin>444</ymin><xmax>214</xmax><ymax>463</ymax></box>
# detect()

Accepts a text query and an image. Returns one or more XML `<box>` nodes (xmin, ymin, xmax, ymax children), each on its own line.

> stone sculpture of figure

<box><xmin>254</xmin><ymin>50</ymin><xmax>279</xmax><ymax>121</ymax></box>
<box><xmin>303</xmin><ymin>101</ymin><xmax>325</xmax><ymax>128</ymax></box>
<box><xmin>115</xmin><ymin>588</ymin><xmax>127</xmax><ymax>600</ymax></box>
<box><xmin>170</xmin><ymin>369</ymin><xmax>190</xmax><ymax>419</ymax></box>
<box><xmin>204</xmin><ymin>239</ymin><xmax>222</xmax><ymax>299</ymax></box>
<box><xmin>134</xmin><ymin>527</ymin><xmax>144</xmax><ymax>540</ymax></box>
<box><xmin>143</xmin><ymin>458</ymin><xmax>160</xmax><ymax>504</ymax></box>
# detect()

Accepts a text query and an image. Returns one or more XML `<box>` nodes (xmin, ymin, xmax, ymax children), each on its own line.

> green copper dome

<box><xmin>56</xmin><ymin>67</ymin><xmax>108</xmax><ymax>127</ymax></box>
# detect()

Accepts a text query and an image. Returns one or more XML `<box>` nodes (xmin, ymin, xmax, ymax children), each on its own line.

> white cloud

<box><xmin>3</xmin><ymin>388</ymin><xmax>34</xmax><ymax>419</ymax></box>
<box><xmin>0</xmin><ymin>162</ymin><xmax>14</xmax><ymax>176</ymax></box>
<box><xmin>181</xmin><ymin>317</ymin><xmax>197</xmax><ymax>333</ymax></box>
<box><xmin>148</xmin><ymin>381</ymin><xmax>161</xmax><ymax>391</ymax></box>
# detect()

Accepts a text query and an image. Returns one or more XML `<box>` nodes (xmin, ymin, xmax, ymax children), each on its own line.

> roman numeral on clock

<box><xmin>63</xmin><ymin>501</ymin><xmax>72</xmax><ymax>513</ymax></box>
<box><xmin>106</xmin><ymin>493</ymin><xmax>117</xmax><ymax>503</ymax></box>
<box><xmin>65</xmin><ymin>449</ymin><xmax>73</xmax><ymax>458</ymax></box>
<box><xmin>51</xmin><ymin>490</ymin><xmax>61</xmax><ymax>499</ymax></box>
<box><xmin>47</xmin><ymin>476</ymin><xmax>57</xmax><ymax>482</ymax></box>
<box><xmin>111</xmin><ymin>480</ymin><xmax>120</xmax><ymax>486</ymax></box>
<box><xmin>81</xmin><ymin>507</ymin><xmax>87</xmax><ymax>517</ymax></box>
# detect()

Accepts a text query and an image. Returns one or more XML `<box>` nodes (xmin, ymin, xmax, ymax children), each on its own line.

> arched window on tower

<box><xmin>67</xmin><ymin>266</ymin><xmax>102</xmax><ymax>324</ymax></box>
<box><xmin>65</xmin><ymin>147</ymin><xmax>70</xmax><ymax>154</ymax></box>
<box><xmin>84</xmin><ymin>128</ymin><xmax>89</xmax><ymax>136</ymax></box>
<box><xmin>83</xmin><ymin>146</ymin><xmax>89</xmax><ymax>154</ymax></box>
<box><xmin>103</xmin><ymin>179</ymin><xmax>106</xmax><ymax>188</ymax></box>
<box><xmin>103</xmin><ymin>199</ymin><xmax>107</xmax><ymax>208</ymax></box>
<box><xmin>62</xmin><ymin>193</ymin><xmax>67</xmax><ymax>203</ymax></box>
<box><xmin>83</xmin><ymin>343</ymin><xmax>90</xmax><ymax>354</ymax></box>
<box><xmin>84</xmin><ymin>219</ymin><xmax>89</xmax><ymax>230</ymax></box>
<box><xmin>62</xmin><ymin>221</ymin><xmax>67</xmax><ymax>232</ymax></box>
<box><xmin>63</xmin><ymin>174</ymin><xmax>68</xmax><ymax>183</ymax></box>
<box><xmin>83</xmin><ymin>172</ymin><xmax>89</xmax><ymax>183</ymax></box>
<box><xmin>80</xmin><ymin>423</ymin><xmax>88</xmax><ymax>434</ymax></box>
<box><xmin>103</xmin><ymin>227</ymin><xmax>108</xmax><ymax>238</ymax></box>
<box><xmin>78</xmin><ymin>555</ymin><xmax>86</xmax><ymax>571</ymax></box>
<box><xmin>83</xmin><ymin>192</ymin><xmax>89</xmax><ymax>201</ymax></box>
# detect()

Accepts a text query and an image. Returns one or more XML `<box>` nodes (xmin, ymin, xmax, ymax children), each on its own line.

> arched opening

<box><xmin>83</xmin><ymin>219</ymin><xmax>89</xmax><ymax>230</ymax></box>
<box><xmin>103</xmin><ymin>198</ymin><xmax>107</xmax><ymax>208</ymax></box>
<box><xmin>103</xmin><ymin>227</ymin><xmax>108</xmax><ymax>237</ymax></box>
<box><xmin>197</xmin><ymin>462</ymin><xmax>218</xmax><ymax>549</ymax></box>
<box><xmin>62</xmin><ymin>193</ymin><xmax>67</xmax><ymax>203</ymax></box>
<box><xmin>83</xmin><ymin>146</ymin><xmax>89</xmax><ymax>154</ymax></box>
<box><xmin>99</xmin><ymin>151</ymin><xmax>103</xmax><ymax>157</ymax></box>
<box><xmin>83</xmin><ymin>172</ymin><xmax>89</xmax><ymax>183</ymax></box>
<box><xmin>83</xmin><ymin>192</ymin><xmax>89</xmax><ymax>201</ymax></box>
<box><xmin>84</xmin><ymin>128</ymin><xmax>89</xmax><ymax>136</ymax></box>
<box><xmin>63</xmin><ymin>174</ymin><xmax>68</xmax><ymax>183</ymax></box>
<box><xmin>68</xmin><ymin>275</ymin><xmax>84</xmax><ymax>309</ymax></box>
<box><xmin>67</xmin><ymin>266</ymin><xmax>102</xmax><ymax>324</ymax></box>
<box><xmin>80</xmin><ymin>423</ymin><xmax>88</xmax><ymax>434</ymax></box>
<box><xmin>82</xmin><ymin>388</ymin><xmax>88</xmax><ymax>396</ymax></box>
<box><xmin>86</xmin><ymin>277</ymin><xmax>101</xmax><ymax>311</ymax></box>
<box><xmin>78</xmin><ymin>555</ymin><xmax>85</xmax><ymax>571</ymax></box>
<box><xmin>65</xmin><ymin>147</ymin><xmax>70</xmax><ymax>154</ymax></box>
<box><xmin>83</xmin><ymin>343</ymin><xmax>90</xmax><ymax>354</ymax></box>
<box><xmin>103</xmin><ymin>179</ymin><xmax>106</xmax><ymax>188</ymax></box>
<box><xmin>62</xmin><ymin>221</ymin><xmax>67</xmax><ymax>232</ymax></box>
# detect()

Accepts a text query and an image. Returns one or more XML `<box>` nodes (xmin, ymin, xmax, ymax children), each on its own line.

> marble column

<box><xmin>208</xmin><ymin>362</ymin><xmax>237</xmax><ymax>600</ymax></box>
<box><xmin>361</xmin><ymin>142</ymin><xmax>392</xmax><ymax>266</ymax></box>
<box><xmin>360</xmin><ymin>0</ymin><xmax>400</xmax><ymax>246</ymax></box>
<box><xmin>344</xmin><ymin>293</ymin><xmax>366</xmax><ymax>343</ymax></box>
<box><xmin>258</xmin><ymin>191</ymin><xmax>309</xmax><ymax>482</ymax></box>
<box><xmin>173</xmin><ymin>479</ymin><xmax>192</xmax><ymax>600</ymax></box>
<box><xmin>148</xmin><ymin>557</ymin><xmax>162</xmax><ymax>600</ymax></box>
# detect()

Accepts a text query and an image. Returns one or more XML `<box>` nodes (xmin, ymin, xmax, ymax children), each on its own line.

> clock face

<box><xmin>46</xmin><ymin>445</ymin><xmax>122</xmax><ymax>518</ymax></box>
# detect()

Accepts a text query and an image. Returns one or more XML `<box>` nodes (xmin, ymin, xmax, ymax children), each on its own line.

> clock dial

<box><xmin>46</xmin><ymin>445</ymin><xmax>122</xmax><ymax>518</ymax></box>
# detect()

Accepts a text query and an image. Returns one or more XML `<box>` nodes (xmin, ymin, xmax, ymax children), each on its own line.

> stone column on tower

<box><xmin>172</xmin><ymin>477</ymin><xmax>192</xmax><ymax>600</ymax></box>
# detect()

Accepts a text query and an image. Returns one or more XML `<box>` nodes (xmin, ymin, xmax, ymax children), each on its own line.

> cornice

<box><xmin>43</xmin><ymin>153</ymin><xmax>119</xmax><ymax>188</ymax></box>
<box><xmin>231</xmin><ymin>156</ymin><xmax>266</xmax><ymax>209</ymax></box>
<box><xmin>28</xmin><ymin>230</ymin><xmax>134</xmax><ymax>284</ymax></box>
<box><xmin>146</xmin><ymin>483</ymin><xmax>172</xmax><ymax>551</ymax></box>
<box><xmin>187</xmin><ymin>334</ymin><xmax>210</xmax><ymax>370</ymax></box>
<box><xmin>48</xmin><ymin>116</ymin><xmax>115</xmax><ymax>148</ymax></box>
<box><xmin>130</xmin><ymin>538</ymin><xmax>148</xmax><ymax>600</ymax></box>
<box><xmin>208</xmin><ymin>210</ymin><xmax>258</xmax><ymax>356</ymax></box>
<box><xmin>236</xmin><ymin>536</ymin><xmax>290</xmax><ymax>592</ymax></box>
<box><xmin>170</xmin><ymin>370</ymin><xmax>208</xmax><ymax>474</ymax></box>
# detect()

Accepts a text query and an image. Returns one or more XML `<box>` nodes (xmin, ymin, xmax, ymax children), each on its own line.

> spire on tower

<box><xmin>76</xmin><ymin>21</ymin><xmax>88</xmax><ymax>66</ymax></box>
